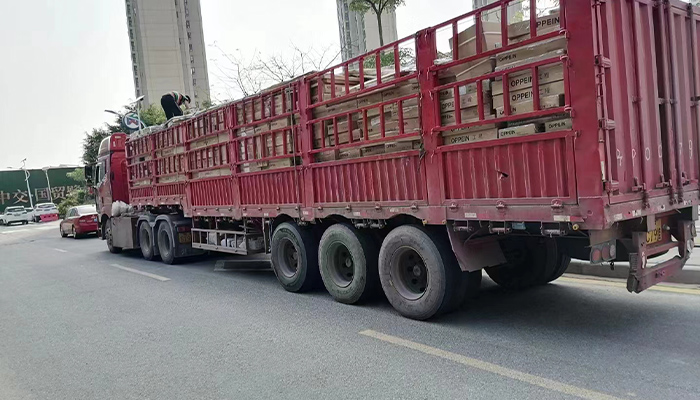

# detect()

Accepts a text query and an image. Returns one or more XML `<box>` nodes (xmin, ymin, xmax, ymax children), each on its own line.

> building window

<box><xmin>187</xmin><ymin>32</ymin><xmax>192</xmax><ymax>40</ymax></box>
<box><xmin>190</xmin><ymin>55</ymin><xmax>194</xmax><ymax>63</ymax></box>
<box><xmin>131</xmin><ymin>53</ymin><xmax>136</xmax><ymax>63</ymax></box>
<box><xmin>126</xmin><ymin>5</ymin><xmax>131</xmax><ymax>14</ymax></box>
<box><xmin>186</xmin><ymin>20</ymin><xmax>190</xmax><ymax>29</ymax></box>
<box><xmin>191</xmin><ymin>67</ymin><xmax>195</xmax><ymax>75</ymax></box>
<box><xmin>176</xmin><ymin>11</ymin><xmax>179</xmax><ymax>18</ymax></box>
<box><xmin>179</xmin><ymin>37</ymin><xmax>182</xmax><ymax>44</ymax></box>
<box><xmin>189</xmin><ymin>43</ymin><xmax>193</xmax><ymax>52</ymax></box>
<box><xmin>136</xmin><ymin>89</ymin><xmax>141</xmax><ymax>96</ymax></box>
<box><xmin>128</xmin><ymin>16</ymin><xmax>132</xmax><ymax>26</ymax></box>
<box><xmin>193</xmin><ymin>79</ymin><xmax>196</xmax><ymax>86</ymax></box>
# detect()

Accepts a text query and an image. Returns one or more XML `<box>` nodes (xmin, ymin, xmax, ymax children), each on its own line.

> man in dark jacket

<box><xmin>161</xmin><ymin>91</ymin><xmax>191</xmax><ymax>120</ymax></box>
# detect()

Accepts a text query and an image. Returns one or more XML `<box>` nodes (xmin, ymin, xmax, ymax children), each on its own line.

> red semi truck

<box><xmin>89</xmin><ymin>1</ymin><xmax>700</xmax><ymax>320</ymax></box>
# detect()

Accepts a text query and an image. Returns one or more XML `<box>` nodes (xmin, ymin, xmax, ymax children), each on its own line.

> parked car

<box><xmin>33</xmin><ymin>202</ymin><xmax>59</xmax><ymax>222</ymax></box>
<box><xmin>24</xmin><ymin>207</ymin><xmax>34</xmax><ymax>221</ymax></box>
<box><xmin>60</xmin><ymin>205</ymin><xmax>99</xmax><ymax>238</ymax></box>
<box><xmin>0</xmin><ymin>206</ymin><xmax>31</xmax><ymax>226</ymax></box>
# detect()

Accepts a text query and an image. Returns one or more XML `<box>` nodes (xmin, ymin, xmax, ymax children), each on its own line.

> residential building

<box><xmin>336</xmin><ymin>0</ymin><xmax>399</xmax><ymax>61</ymax></box>
<box><xmin>125</xmin><ymin>0</ymin><xmax>210</xmax><ymax>107</ymax></box>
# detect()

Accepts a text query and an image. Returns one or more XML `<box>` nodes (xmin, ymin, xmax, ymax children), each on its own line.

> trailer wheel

<box><xmin>485</xmin><ymin>237</ymin><xmax>559</xmax><ymax>290</ymax></box>
<box><xmin>105</xmin><ymin>220</ymin><xmax>122</xmax><ymax>254</ymax></box>
<box><xmin>542</xmin><ymin>251</ymin><xmax>572</xmax><ymax>284</ymax></box>
<box><xmin>271</xmin><ymin>222</ymin><xmax>320</xmax><ymax>292</ymax></box>
<box><xmin>318</xmin><ymin>223</ymin><xmax>379</xmax><ymax>304</ymax></box>
<box><xmin>139</xmin><ymin>222</ymin><xmax>158</xmax><ymax>261</ymax></box>
<box><xmin>157</xmin><ymin>223</ymin><xmax>177</xmax><ymax>265</ymax></box>
<box><xmin>378</xmin><ymin>226</ymin><xmax>462</xmax><ymax>320</ymax></box>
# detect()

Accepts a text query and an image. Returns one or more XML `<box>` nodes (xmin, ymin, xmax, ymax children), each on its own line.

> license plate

<box><xmin>647</xmin><ymin>220</ymin><xmax>663</xmax><ymax>245</ymax></box>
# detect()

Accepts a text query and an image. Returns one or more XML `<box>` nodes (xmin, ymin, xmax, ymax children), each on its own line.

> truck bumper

<box><xmin>626</xmin><ymin>220</ymin><xmax>696</xmax><ymax>293</ymax></box>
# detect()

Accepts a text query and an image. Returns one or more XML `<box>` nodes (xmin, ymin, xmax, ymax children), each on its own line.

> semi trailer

<box><xmin>88</xmin><ymin>0</ymin><xmax>700</xmax><ymax>320</ymax></box>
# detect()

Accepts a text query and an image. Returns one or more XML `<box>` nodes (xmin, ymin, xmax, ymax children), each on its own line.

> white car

<box><xmin>33</xmin><ymin>202</ymin><xmax>59</xmax><ymax>222</ymax></box>
<box><xmin>0</xmin><ymin>206</ymin><xmax>31</xmax><ymax>226</ymax></box>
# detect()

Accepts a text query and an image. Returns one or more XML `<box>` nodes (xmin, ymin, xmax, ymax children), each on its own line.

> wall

<box><xmin>0</xmin><ymin>168</ymin><xmax>83</xmax><ymax>213</ymax></box>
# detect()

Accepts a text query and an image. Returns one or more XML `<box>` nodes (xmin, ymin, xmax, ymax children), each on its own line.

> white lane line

<box><xmin>109</xmin><ymin>264</ymin><xmax>171</xmax><ymax>282</ymax></box>
<box><xmin>52</xmin><ymin>248</ymin><xmax>68</xmax><ymax>253</ymax></box>
<box><xmin>359</xmin><ymin>330</ymin><xmax>623</xmax><ymax>400</ymax></box>
<box><xmin>0</xmin><ymin>229</ymin><xmax>29</xmax><ymax>234</ymax></box>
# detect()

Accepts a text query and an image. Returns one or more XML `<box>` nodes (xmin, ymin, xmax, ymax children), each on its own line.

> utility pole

<box><xmin>42</xmin><ymin>166</ymin><xmax>53</xmax><ymax>203</ymax></box>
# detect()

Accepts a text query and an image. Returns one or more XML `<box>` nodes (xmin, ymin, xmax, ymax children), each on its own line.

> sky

<box><xmin>0</xmin><ymin>0</ymin><xmax>479</xmax><ymax>169</ymax></box>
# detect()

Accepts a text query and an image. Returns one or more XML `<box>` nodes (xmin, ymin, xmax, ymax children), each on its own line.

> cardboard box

<box><xmin>492</xmin><ymin>80</ymin><xmax>565</xmax><ymax>108</ymax></box>
<box><xmin>449</xmin><ymin>59</ymin><xmax>495</xmax><ymax>82</ymax></box>
<box><xmin>253</xmin><ymin>123</ymin><xmax>271</xmax><ymax>135</ymax></box>
<box><xmin>439</xmin><ymin>82</ymin><xmax>477</xmax><ymax>100</ymax></box>
<box><xmin>314</xmin><ymin>129</ymin><xmax>363</xmax><ymax>148</ymax></box>
<box><xmin>338</xmin><ymin>148</ymin><xmax>362</xmax><ymax>160</ymax></box>
<box><xmin>313</xmin><ymin>99</ymin><xmax>359</xmax><ymax>118</ymax></box>
<box><xmin>315</xmin><ymin>150</ymin><xmax>338</xmax><ymax>162</ymax></box>
<box><xmin>356</xmin><ymin>92</ymin><xmax>384</xmax><ymax>108</ymax></box>
<box><xmin>498</xmin><ymin>123</ymin><xmax>542</xmax><ymax>139</ymax></box>
<box><xmin>385</xmin><ymin>140</ymin><xmax>415</xmax><ymax>153</ymax></box>
<box><xmin>492</xmin><ymin>64</ymin><xmax>564</xmax><ymax>95</ymax></box>
<box><xmin>440</xmin><ymin>106</ymin><xmax>494</xmax><ymax>126</ymax></box>
<box><xmin>495</xmin><ymin>94</ymin><xmax>564</xmax><ymax>117</ymax></box>
<box><xmin>361</xmin><ymin>145</ymin><xmax>386</xmax><ymax>157</ymax></box>
<box><xmin>442</xmin><ymin>128</ymin><xmax>498</xmax><ymax>145</ymax></box>
<box><xmin>508</xmin><ymin>11</ymin><xmax>561</xmax><ymax>40</ymax></box>
<box><xmin>265</xmin><ymin>158</ymin><xmax>296</xmax><ymax>170</ymax></box>
<box><xmin>439</xmin><ymin>91</ymin><xmax>490</xmax><ymax>113</ymax></box>
<box><xmin>449</xmin><ymin>21</ymin><xmax>502</xmax><ymax>58</ymax></box>
<box><xmin>544</xmin><ymin>118</ymin><xmax>573</xmax><ymax>132</ymax></box>
<box><xmin>496</xmin><ymin>49</ymin><xmax>567</xmax><ymax>72</ymax></box>
<box><xmin>269</xmin><ymin>117</ymin><xmax>292</xmax><ymax>130</ymax></box>
<box><xmin>386</xmin><ymin>105</ymin><xmax>420</xmax><ymax>120</ymax></box>
<box><xmin>496</xmin><ymin>36</ymin><xmax>567</xmax><ymax>67</ymax></box>
<box><xmin>367</xmin><ymin>117</ymin><xmax>420</xmax><ymax>138</ymax></box>
<box><xmin>381</xmin><ymin>81</ymin><xmax>421</xmax><ymax>101</ymax></box>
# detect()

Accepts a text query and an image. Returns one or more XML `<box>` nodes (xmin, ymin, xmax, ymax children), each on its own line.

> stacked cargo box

<box><xmin>312</xmin><ymin>72</ymin><xmax>422</xmax><ymax>162</ymax></box>
<box><xmin>439</xmin><ymin>21</ymin><xmax>500</xmax><ymax>145</ymax></box>
<box><xmin>235</xmin><ymin>88</ymin><xmax>300</xmax><ymax>172</ymax></box>
<box><xmin>439</xmin><ymin>11</ymin><xmax>569</xmax><ymax>145</ymax></box>
<box><xmin>493</xmin><ymin>11</ymin><xmax>570</xmax><ymax>139</ymax></box>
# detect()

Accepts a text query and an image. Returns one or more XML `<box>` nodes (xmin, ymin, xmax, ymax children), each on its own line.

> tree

<box><xmin>58</xmin><ymin>168</ymin><xmax>91</xmax><ymax>217</ymax></box>
<box><xmin>210</xmin><ymin>43</ymin><xmax>340</xmax><ymax>99</ymax></box>
<box><xmin>81</xmin><ymin>127</ymin><xmax>111</xmax><ymax>166</ymax></box>
<box><xmin>348</xmin><ymin>0</ymin><xmax>406</xmax><ymax>47</ymax></box>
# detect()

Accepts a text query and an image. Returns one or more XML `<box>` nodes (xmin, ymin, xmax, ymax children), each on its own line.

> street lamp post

<box><xmin>42</xmin><ymin>166</ymin><xmax>53</xmax><ymax>203</ymax></box>
<box><xmin>20</xmin><ymin>159</ymin><xmax>34</xmax><ymax>209</ymax></box>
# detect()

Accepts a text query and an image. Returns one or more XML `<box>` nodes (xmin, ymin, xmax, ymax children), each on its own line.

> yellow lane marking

<box><xmin>559</xmin><ymin>276</ymin><xmax>700</xmax><ymax>296</ymax></box>
<box><xmin>359</xmin><ymin>329</ymin><xmax>624</xmax><ymax>400</ymax></box>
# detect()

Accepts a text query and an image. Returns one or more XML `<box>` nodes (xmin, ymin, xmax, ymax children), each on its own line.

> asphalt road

<box><xmin>2</xmin><ymin>221</ymin><xmax>700</xmax><ymax>400</ymax></box>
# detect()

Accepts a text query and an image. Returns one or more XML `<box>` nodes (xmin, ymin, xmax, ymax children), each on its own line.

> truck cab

<box><xmin>86</xmin><ymin>133</ymin><xmax>128</xmax><ymax>236</ymax></box>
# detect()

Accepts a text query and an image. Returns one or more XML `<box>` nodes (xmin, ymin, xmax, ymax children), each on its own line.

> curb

<box><xmin>566</xmin><ymin>261</ymin><xmax>700</xmax><ymax>285</ymax></box>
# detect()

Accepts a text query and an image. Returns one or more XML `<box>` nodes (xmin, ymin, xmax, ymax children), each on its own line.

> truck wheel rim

<box><xmin>327</xmin><ymin>241</ymin><xmax>354</xmax><ymax>288</ymax></box>
<box><xmin>391</xmin><ymin>247</ymin><xmax>428</xmax><ymax>300</ymax></box>
<box><xmin>279</xmin><ymin>238</ymin><xmax>299</xmax><ymax>278</ymax></box>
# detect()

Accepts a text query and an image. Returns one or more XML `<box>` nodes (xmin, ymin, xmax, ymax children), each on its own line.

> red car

<box><xmin>60</xmin><ymin>205</ymin><xmax>99</xmax><ymax>239</ymax></box>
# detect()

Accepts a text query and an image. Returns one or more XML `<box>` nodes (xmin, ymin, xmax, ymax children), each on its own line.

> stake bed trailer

<box><xmin>91</xmin><ymin>0</ymin><xmax>700</xmax><ymax>319</ymax></box>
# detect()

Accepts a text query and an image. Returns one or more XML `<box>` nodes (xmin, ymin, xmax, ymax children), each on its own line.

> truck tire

<box><xmin>271</xmin><ymin>222</ymin><xmax>321</xmax><ymax>293</ymax></box>
<box><xmin>318</xmin><ymin>223</ymin><xmax>379</xmax><ymax>304</ymax></box>
<box><xmin>105</xmin><ymin>220</ymin><xmax>122</xmax><ymax>254</ymax></box>
<box><xmin>157</xmin><ymin>223</ymin><xmax>177</xmax><ymax>265</ymax></box>
<box><xmin>378</xmin><ymin>226</ymin><xmax>463</xmax><ymax>320</ymax></box>
<box><xmin>139</xmin><ymin>222</ymin><xmax>158</xmax><ymax>261</ymax></box>
<box><xmin>543</xmin><ymin>252</ymin><xmax>572</xmax><ymax>284</ymax></box>
<box><xmin>485</xmin><ymin>237</ymin><xmax>558</xmax><ymax>290</ymax></box>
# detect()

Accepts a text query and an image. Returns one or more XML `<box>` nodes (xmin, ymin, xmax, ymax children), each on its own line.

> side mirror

<box><xmin>84</xmin><ymin>165</ymin><xmax>94</xmax><ymax>186</ymax></box>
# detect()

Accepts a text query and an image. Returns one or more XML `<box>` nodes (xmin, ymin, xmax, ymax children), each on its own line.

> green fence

<box><xmin>0</xmin><ymin>168</ymin><xmax>83</xmax><ymax>213</ymax></box>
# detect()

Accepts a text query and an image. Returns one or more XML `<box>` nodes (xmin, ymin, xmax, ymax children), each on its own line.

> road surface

<box><xmin>1</xmin><ymin>221</ymin><xmax>700</xmax><ymax>400</ymax></box>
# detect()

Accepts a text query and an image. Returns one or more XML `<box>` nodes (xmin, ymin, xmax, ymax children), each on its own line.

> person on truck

<box><xmin>160</xmin><ymin>91</ymin><xmax>191</xmax><ymax>120</ymax></box>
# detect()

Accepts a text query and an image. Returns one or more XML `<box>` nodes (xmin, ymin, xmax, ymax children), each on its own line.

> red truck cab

<box><xmin>88</xmin><ymin>133</ymin><xmax>129</xmax><ymax>235</ymax></box>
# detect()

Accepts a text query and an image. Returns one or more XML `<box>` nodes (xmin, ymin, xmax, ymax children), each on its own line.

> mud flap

<box><xmin>626</xmin><ymin>220</ymin><xmax>695</xmax><ymax>293</ymax></box>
